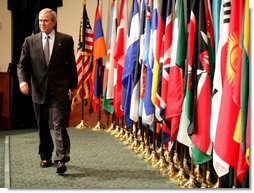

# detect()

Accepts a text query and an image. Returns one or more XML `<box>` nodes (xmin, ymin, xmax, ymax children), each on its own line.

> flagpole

<box><xmin>130</xmin><ymin>121</ymin><xmax>139</xmax><ymax>150</ymax></box>
<box><xmin>75</xmin><ymin>69</ymin><xmax>86</xmax><ymax>129</ymax></box>
<box><xmin>147</xmin><ymin>121</ymin><xmax>159</xmax><ymax>166</ymax></box>
<box><xmin>173</xmin><ymin>142</ymin><xmax>188</xmax><ymax>185</ymax></box>
<box><xmin>75</xmin><ymin>0</ymin><xmax>88</xmax><ymax>129</ymax></box>
<box><xmin>182</xmin><ymin>158</ymin><xmax>198</xmax><ymax>188</ymax></box>
<box><xmin>205</xmin><ymin>161</ymin><xmax>214</xmax><ymax>188</ymax></box>
<box><xmin>233</xmin><ymin>169</ymin><xmax>238</xmax><ymax>188</ymax></box>
<box><xmin>151</xmin><ymin>123</ymin><xmax>166</xmax><ymax>171</ymax></box>
<box><xmin>93</xmin><ymin>58</ymin><xmax>106</xmax><ymax>130</ymax></box>
<box><xmin>141</xmin><ymin>125</ymin><xmax>151</xmax><ymax>160</ymax></box>
<box><xmin>124</xmin><ymin>118</ymin><xmax>133</xmax><ymax>145</ymax></box>
<box><xmin>134</xmin><ymin>117</ymin><xmax>145</xmax><ymax>154</ymax></box>
<box><xmin>81</xmin><ymin>0</ymin><xmax>86</xmax><ymax>127</ymax></box>
<box><xmin>201</xmin><ymin>163</ymin><xmax>208</xmax><ymax>188</ymax></box>
<box><xmin>166</xmin><ymin>146</ymin><xmax>177</xmax><ymax>179</ymax></box>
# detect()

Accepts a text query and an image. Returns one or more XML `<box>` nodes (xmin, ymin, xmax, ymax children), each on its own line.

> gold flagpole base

<box><xmin>182</xmin><ymin>174</ymin><xmax>199</xmax><ymax>188</ymax></box>
<box><xmin>141</xmin><ymin>146</ymin><xmax>151</xmax><ymax>160</ymax></box>
<box><xmin>147</xmin><ymin>150</ymin><xmax>159</xmax><ymax>166</ymax></box>
<box><xmin>111</xmin><ymin>125</ymin><xmax>119</xmax><ymax>135</ymax></box>
<box><xmin>160</xmin><ymin>167</ymin><xmax>169</xmax><ymax>176</ymax></box>
<box><xmin>201</xmin><ymin>182</ymin><xmax>208</xmax><ymax>188</ymax></box>
<box><xmin>75</xmin><ymin>120</ymin><xmax>88</xmax><ymax>129</ymax></box>
<box><xmin>156</xmin><ymin>147</ymin><xmax>162</xmax><ymax>155</ymax></box>
<box><xmin>92</xmin><ymin>121</ymin><xmax>101</xmax><ymax>131</ymax></box>
<box><xmin>120</xmin><ymin>131</ymin><xmax>129</xmax><ymax>142</ymax></box>
<box><xmin>153</xmin><ymin>155</ymin><xmax>168</xmax><ymax>168</ymax></box>
<box><xmin>174</xmin><ymin>168</ymin><xmax>188</xmax><ymax>186</ymax></box>
<box><xmin>130</xmin><ymin>137</ymin><xmax>139</xmax><ymax>150</ymax></box>
<box><xmin>137</xmin><ymin>129</ymin><xmax>142</xmax><ymax>141</ymax></box>
<box><xmin>173</xmin><ymin>152</ymin><xmax>181</xmax><ymax>169</ymax></box>
<box><xmin>206</xmin><ymin>171</ymin><xmax>215</xmax><ymax>188</ymax></box>
<box><xmin>134</xmin><ymin>141</ymin><xmax>145</xmax><ymax>154</ymax></box>
<box><xmin>106</xmin><ymin>122</ymin><xmax>114</xmax><ymax>133</ymax></box>
<box><xmin>115</xmin><ymin>127</ymin><xmax>124</xmax><ymax>139</ymax></box>
<box><xmin>167</xmin><ymin>161</ymin><xmax>178</xmax><ymax>179</ymax></box>
<box><xmin>213</xmin><ymin>179</ymin><xmax>219</xmax><ymax>188</ymax></box>
<box><xmin>194</xmin><ymin>164</ymin><xmax>203</xmax><ymax>184</ymax></box>
<box><xmin>164</xmin><ymin>150</ymin><xmax>172</xmax><ymax>163</ymax></box>
<box><xmin>183</xmin><ymin>158</ymin><xmax>190</xmax><ymax>175</ymax></box>
<box><xmin>124</xmin><ymin>133</ymin><xmax>134</xmax><ymax>145</ymax></box>
<box><xmin>157</xmin><ymin>156</ymin><xmax>169</xmax><ymax>175</ymax></box>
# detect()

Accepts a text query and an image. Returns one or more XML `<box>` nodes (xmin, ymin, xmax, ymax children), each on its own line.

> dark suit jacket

<box><xmin>17</xmin><ymin>31</ymin><xmax>78</xmax><ymax>104</ymax></box>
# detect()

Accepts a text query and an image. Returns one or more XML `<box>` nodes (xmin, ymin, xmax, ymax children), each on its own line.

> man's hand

<box><xmin>68</xmin><ymin>89</ymin><xmax>77</xmax><ymax>99</ymax></box>
<box><xmin>19</xmin><ymin>82</ymin><xmax>30</xmax><ymax>95</ymax></box>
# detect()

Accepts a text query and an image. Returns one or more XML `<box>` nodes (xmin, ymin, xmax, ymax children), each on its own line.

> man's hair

<box><xmin>39</xmin><ymin>8</ymin><xmax>57</xmax><ymax>22</ymax></box>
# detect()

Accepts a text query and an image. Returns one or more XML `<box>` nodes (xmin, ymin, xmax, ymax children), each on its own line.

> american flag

<box><xmin>71</xmin><ymin>1</ymin><xmax>93</xmax><ymax>110</ymax></box>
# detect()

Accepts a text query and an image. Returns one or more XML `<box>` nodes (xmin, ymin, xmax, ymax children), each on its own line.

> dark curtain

<box><xmin>8</xmin><ymin>0</ymin><xmax>63</xmax><ymax>129</ymax></box>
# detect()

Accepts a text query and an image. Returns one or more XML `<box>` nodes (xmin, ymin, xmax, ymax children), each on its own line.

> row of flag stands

<box><xmin>71</xmin><ymin>0</ymin><xmax>250</xmax><ymax>188</ymax></box>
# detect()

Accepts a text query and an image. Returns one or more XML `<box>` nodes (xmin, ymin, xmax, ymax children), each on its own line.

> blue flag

<box><xmin>121</xmin><ymin>0</ymin><xmax>140</xmax><ymax>128</ymax></box>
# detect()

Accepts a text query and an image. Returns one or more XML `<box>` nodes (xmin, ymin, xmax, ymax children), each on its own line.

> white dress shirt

<box><xmin>42</xmin><ymin>30</ymin><xmax>55</xmax><ymax>60</ymax></box>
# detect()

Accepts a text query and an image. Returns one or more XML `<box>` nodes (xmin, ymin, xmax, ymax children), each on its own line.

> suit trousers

<box><xmin>33</xmin><ymin>99</ymin><xmax>71</xmax><ymax>163</ymax></box>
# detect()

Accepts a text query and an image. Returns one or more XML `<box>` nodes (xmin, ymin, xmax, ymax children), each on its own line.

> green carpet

<box><xmin>0</xmin><ymin>134</ymin><xmax>5</xmax><ymax>188</ymax></box>
<box><xmin>2</xmin><ymin>128</ymin><xmax>178</xmax><ymax>189</ymax></box>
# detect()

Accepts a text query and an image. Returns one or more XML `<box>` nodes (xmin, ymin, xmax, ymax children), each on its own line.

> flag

<box><xmin>214</xmin><ymin>0</ymin><xmax>244</xmax><ymax>173</ymax></box>
<box><xmin>71</xmin><ymin>1</ymin><xmax>93</xmax><ymax>110</ymax></box>
<box><xmin>205</xmin><ymin>0</ymin><xmax>215</xmax><ymax>89</ymax></box>
<box><xmin>177</xmin><ymin>0</ymin><xmax>213</xmax><ymax>164</ymax></box>
<box><xmin>102</xmin><ymin>0</ymin><xmax>118</xmax><ymax>114</ymax></box>
<box><xmin>240</xmin><ymin>0</ymin><xmax>250</xmax><ymax>169</ymax></box>
<box><xmin>160</xmin><ymin>0</ymin><xmax>173</xmax><ymax>148</ymax></box>
<box><xmin>138</xmin><ymin>59</ymin><xmax>146</xmax><ymax>119</ymax></box>
<box><xmin>150</xmin><ymin>0</ymin><xmax>159</xmax><ymax>106</ymax></box>
<box><xmin>165</xmin><ymin>0</ymin><xmax>186</xmax><ymax>144</ymax></box>
<box><xmin>153</xmin><ymin>0</ymin><xmax>167</xmax><ymax>123</ymax></box>
<box><xmin>121</xmin><ymin>0</ymin><xmax>140</xmax><ymax>128</ymax></box>
<box><xmin>233</xmin><ymin>0</ymin><xmax>249</xmax><ymax>183</ymax></box>
<box><xmin>138</xmin><ymin>0</ymin><xmax>149</xmax><ymax>120</ymax></box>
<box><xmin>113</xmin><ymin>0</ymin><xmax>127</xmax><ymax>117</ymax></box>
<box><xmin>212</xmin><ymin>0</ymin><xmax>221</xmax><ymax>56</ymax></box>
<box><xmin>141</xmin><ymin>0</ymin><xmax>154</xmax><ymax>127</ymax></box>
<box><xmin>177</xmin><ymin>0</ymin><xmax>193</xmax><ymax>149</ymax></box>
<box><xmin>211</xmin><ymin>0</ymin><xmax>231</xmax><ymax>177</ymax></box>
<box><xmin>190</xmin><ymin>0</ymin><xmax>213</xmax><ymax>164</ymax></box>
<box><xmin>106</xmin><ymin>0</ymin><xmax>118</xmax><ymax>101</ymax></box>
<box><xmin>130</xmin><ymin>0</ymin><xmax>146</xmax><ymax>123</ymax></box>
<box><xmin>210</xmin><ymin>0</ymin><xmax>224</xmax><ymax>143</ymax></box>
<box><xmin>90</xmin><ymin>1</ymin><xmax>107</xmax><ymax>112</ymax></box>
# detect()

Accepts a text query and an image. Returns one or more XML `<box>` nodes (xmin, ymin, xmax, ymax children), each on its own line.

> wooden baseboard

<box><xmin>0</xmin><ymin>72</ymin><xmax>11</xmax><ymax>129</ymax></box>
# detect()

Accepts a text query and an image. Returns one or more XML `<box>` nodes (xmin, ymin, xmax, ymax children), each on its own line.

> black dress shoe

<box><xmin>56</xmin><ymin>161</ymin><xmax>67</xmax><ymax>173</ymax></box>
<box><xmin>54</xmin><ymin>157</ymin><xmax>70</xmax><ymax>164</ymax></box>
<box><xmin>40</xmin><ymin>160</ymin><xmax>52</xmax><ymax>168</ymax></box>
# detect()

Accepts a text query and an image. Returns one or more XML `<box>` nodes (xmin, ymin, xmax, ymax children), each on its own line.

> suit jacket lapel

<box><xmin>50</xmin><ymin>32</ymin><xmax>62</xmax><ymax>65</ymax></box>
<box><xmin>36</xmin><ymin>32</ymin><xmax>48</xmax><ymax>66</ymax></box>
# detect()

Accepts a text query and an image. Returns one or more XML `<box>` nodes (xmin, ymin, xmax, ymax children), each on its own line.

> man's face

<box><xmin>39</xmin><ymin>12</ymin><xmax>56</xmax><ymax>34</ymax></box>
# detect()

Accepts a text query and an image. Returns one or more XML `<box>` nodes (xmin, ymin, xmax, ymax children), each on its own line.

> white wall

<box><xmin>0</xmin><ymin>0</ymin><xmax>12</xmax><ymax>72</ymax></box>
<box><xmin>57</xmin><ymin>0</ymin><xmax>111</xmax><ymax>51</ymax></box>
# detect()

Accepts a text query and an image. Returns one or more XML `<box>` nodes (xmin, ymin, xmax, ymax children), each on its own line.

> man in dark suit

<box><xmin>17</xmin><ymin>8</ymin><xmax>78</xmax><ymax>174</ymax></box>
